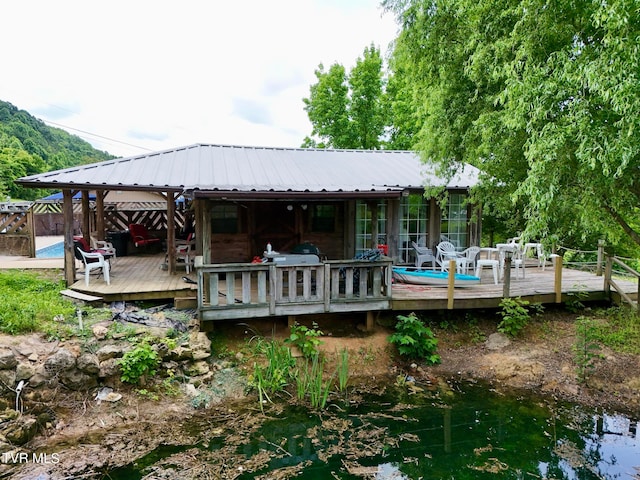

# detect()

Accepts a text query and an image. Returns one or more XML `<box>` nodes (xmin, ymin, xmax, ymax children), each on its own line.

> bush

<box><xmin>497</xmin><ymin>297</ymin><xmax>530</xmax><ymax>337</ymax></box>
<box><xmin>284</xmin><ymin>322</ymin><xmax>324</xmax><ymax>358</ymax></box>
<box><xmin>388</xmin><ymin>313</ymin><xmax>441</xmax><ymax>364</ymax></box>
<box><xmin>118</xmin><ymin>338</ymin><xmax>160</xmax><ymax>384</ymax></box>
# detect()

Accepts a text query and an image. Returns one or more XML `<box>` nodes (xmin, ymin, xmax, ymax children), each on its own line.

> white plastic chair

<box><xmin>436</xmin><ymin>241</ymin><xmax>457</xmax><ymax>271</ymax></box>
<box><xmin>411</xmin><ymin>242</ymin><xmax>437</xmax><ymax>269</ymax></box>
<box><xmin>175</xmin><ymin>244</ymin><xmax>193</xmax><ymax>273</ymax></box>
<box><xmin>77</xmin><ymin>248</ymin><xmax>110</xmax><ymax>286</ymax></box>
<box><xmin>457</xmin><ymin>246</ymin><xmax>480</xmax><ymax>274</ymax></box>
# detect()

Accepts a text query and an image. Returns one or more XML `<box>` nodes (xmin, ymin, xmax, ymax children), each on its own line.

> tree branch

<box><xmin>603</xmin><ymin>204</ymin><xmax>640</xmax><ymax>247</ymax></box>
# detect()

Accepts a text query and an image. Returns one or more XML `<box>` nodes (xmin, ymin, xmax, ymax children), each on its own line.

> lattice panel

<box><xmin>0</xmin><ymin>211</ymin><xmax>29</xmax><ymax>234</ymax></box>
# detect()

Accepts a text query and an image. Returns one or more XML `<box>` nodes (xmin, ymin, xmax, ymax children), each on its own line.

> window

<box><xmin>355</xmin><ymin>201</ymin><xmax>386</xmax><ymax>255</ymax></box>
<box><xmin>211</xmin><ymin>204</ymin><xmax>238</xmax><ymax>234</ymax></box>
<box><xmin>311</xmin><ymin>205</ymin><xmax>336</xmax><ymax>232</ymax></box>
<box><xmin>440</xmin><ymin>193</ymin><xmax>468</xmax><ymax>249</ymax></box>
<box><xmin>399</xmin><ymin>194</ymin><xmax>429</xmax><ymax>264</ymax></box>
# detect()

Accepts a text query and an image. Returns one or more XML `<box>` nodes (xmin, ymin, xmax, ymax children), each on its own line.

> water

<box><xmin>36</xmin><ymin>241</ymin><xmax>64</xmax><ymax>258</ymax></box>
<box><xmin>107</xmin><ymin>382</ymin><xmax>639</xmax><ymax>479</ymax></box>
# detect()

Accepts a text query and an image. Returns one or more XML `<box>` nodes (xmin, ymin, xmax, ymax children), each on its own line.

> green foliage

<box><xmin>337</xmin><ymin>348</ymin><xmax>349</xmax><ymax>393</ymax></box>
<box><xmin>383</xmin><ymin>0</ymin><xmax>640</xmax><ymax>253</ymax></box>
<box><xmin>572</xmin><ymin>316</ymin><xmax>600</xmax><ymax>384</ymax></box>
<box><xmin>0</xmin><ymin>100</ymin><xmax>114</xmax><ymax>200</ymax></box>
<box><xmin>0</xmin><ymin>270</ymin><xmax>75</xmax><ymax>335</ymax></box>
<box><xmin>585</xmin><ymin>306</ymin><xmax>640</xmax><ymax>354</ymax></box>
<box><xmin>303</xmin><ymin>45</ymin><xmax>391</xmax><ymax>150</ymax></box>
<box><xmin>117</xmin><ymin>338</ymin><xmax>160</xmax><ymax>384</ymax></box>
<box><xmin>388</xmin><ymin>313</ymin><xmax>441</xmax><ymax>364</ymax></box>
<box><xmin>284</xmin><ymin>322</ymin><xmax>324</xmax><ymax>358</ymax></box>
<box><xmin>299</xmin><ymin>354</ymin><xmax>333</xmax><ymax>410</ymax></box>
<box><xmin>566</xmin><ymin>284</ymin><xmax>589</xmax><ymax>313</ymax></box>
<box><xmin>250</xmin><ymin>339</ymin><xmax>296</xmax><ymax>394</ymax></box>
<box><xmin>497</xmin><ymin>297</ymin><xmax>531</xmax><ymax>337</ymax></box>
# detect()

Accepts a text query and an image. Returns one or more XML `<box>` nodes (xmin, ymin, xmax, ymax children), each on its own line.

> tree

<box><xmin>383</xmin><ymin>0</ymin><xmax>640</xmax><ymax>252</ymax></box>
<box><xmin>303</xmin><ymin>45</ymin><xmax>388</xmax><ymax>150</ymax></box>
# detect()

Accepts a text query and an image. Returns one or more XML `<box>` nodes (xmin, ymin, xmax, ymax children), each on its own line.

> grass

<box><xmin>0</xmin><ymin>270</ymin><xmax>76</xmax><ymax>336</ymax></box>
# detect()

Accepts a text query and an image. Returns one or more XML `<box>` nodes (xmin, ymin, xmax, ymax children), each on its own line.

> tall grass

<box><xmin>0</xmin><ymin>270</ymin><xmax>75</xmax><ymax>335</ymax></box>
<box><xmin>337</xmin><ymin>348</ymin><xmax>349</xmax><ymax>393</ymax></box>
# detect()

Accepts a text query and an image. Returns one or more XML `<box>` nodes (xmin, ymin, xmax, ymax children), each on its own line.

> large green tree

<box><xmin>303</xmin><ymin>45</ymin><xmax>398</xmax><ymax>150</ymax></box>
<box><xmin>384</xmin><ymin>0</ymin><xmax>640</xmax><ymax>252</ymax></box>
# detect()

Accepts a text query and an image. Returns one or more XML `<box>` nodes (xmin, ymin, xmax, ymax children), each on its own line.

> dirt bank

<box><xmin>2</xmin><ymin>307</ymin><xmax>640</xmax><ymax>479</ymax></box>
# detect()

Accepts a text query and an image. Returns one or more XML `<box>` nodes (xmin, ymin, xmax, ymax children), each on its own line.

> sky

<box><xmin>1</xmin><ymin>1</ymin><xmax>399</xmax><ymax>158</ymax></box>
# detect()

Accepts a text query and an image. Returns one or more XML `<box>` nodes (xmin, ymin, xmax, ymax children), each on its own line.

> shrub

<box><xmin>284</xmin><ymin>322</ymin><xmax>324</xmax><ymax>358</ymax></box>
<box><xmin>118</xmin><ymin>338</ymin><xmax>160</xmax><ymax>384</ymax></box>
<box><xmin>497</xmin><ymin>297</ymin><xmax>530</xmax><ymax>337</ymax></box>
<box><xmin>388</xmin><ymin>313</ymin><xmax>441</xmax><ymax>364</ymax></box>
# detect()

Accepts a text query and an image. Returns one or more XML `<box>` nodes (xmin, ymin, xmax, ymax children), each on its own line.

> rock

<box><xmin>28</xmin><ymin>353</ymin><xmax>39</xmax><ymax>362</ymax></box>
<box><xmin>169</xmin><ymin>346</ymin><xmax>193</xmax><ymax>361</ymax></box>
<box><xmin>3</xmin><ymin>415</ymin><xmax>38</xmax><ymax>445</ymax></box>
<box><xmin>0</xmin><ymin>348</ymin><xmax>17</xmax><ymax>370</ymax></box>
<box><xmin>99</xmin><ymin>358</ymin><xmax>120</xmax><ymax>378</ymax></box>
<box><xmin>189</xmin><ymin>332</ymin><xmax>211</xmax><ymax>353</ymax></box>
<box><xmin>92</xmin><ymin>325</ymin><xmax>109</xmax><ymax>340</ymax></box>
<box><xmin>15</xmin><ymin>362</ymin><xmax>35</xmax><ymax>382</ymax></box>
<box><xmin>96</xmin><ymin>344</ymin><xmax>127</xmax><ymax>362</ymax></box>
<box><xmin>485</xmin><ymin>332</ymin><xmax>512</xmax><ymax>351</ymax></box>
<box><xmin>44</xmin><ymin>348</ymin><xmax>76</xmax><ymax>376</ymax></box>
<box><xmin>59</xmin><ymin>369</ymin><xmax>98</xmax><ymax>390</ymax></box>
<box><xmin>77</xmin><ymin>353</ymin><xmax>100</xmax><ymax>374</ymax></box>
<box><xmin>0</xmin><ymin>370</ymin><xmax>16</xmax><ymax>393</ymax></box>
<box><xmin>186</xmin><ymin>361</ymin><xmax>210</xmax><ymax>377</ymax></box>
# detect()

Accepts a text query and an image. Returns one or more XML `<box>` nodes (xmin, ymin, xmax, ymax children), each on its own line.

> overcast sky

<box><xmin>1</xmin><ymin>1</ymin><xmax>399</xmax><ymax>158</ymax></box>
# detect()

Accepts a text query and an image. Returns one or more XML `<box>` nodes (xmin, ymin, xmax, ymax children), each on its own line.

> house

<box><xmin>16</xmin><ymin>143</ymin><xmax>481</xmax><ymax>282</ymax></box>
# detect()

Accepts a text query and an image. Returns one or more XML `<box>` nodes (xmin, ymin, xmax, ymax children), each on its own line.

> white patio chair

<box><xmin>77</xmin><ymin>248</ymin><xmax>110</xmax><ymax>286</ymax></box>
<box><xmin>411</xmin><ymin>241</ymin><xmax>437</xmax><ymax>269</ymax></box>
<box><xmin>436</xmin><ymin>241</ymin><xmax>457</xmax><ymax>271</ymax></box>
<box><xmin>457</xmin><ymin>246</ymin><xmax>480</xmax><ymax>274</ymax></box>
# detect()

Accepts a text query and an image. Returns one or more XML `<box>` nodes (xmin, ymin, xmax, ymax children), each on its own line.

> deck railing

<box><xmin>604</xmin><ymin>255</ymin><xmax>640</xmax><ymax>310</ymax></box>
<box><xmin>195</xmin><ymin>257</ymin><xmax>393</xmax><ymax>321</ymax></box>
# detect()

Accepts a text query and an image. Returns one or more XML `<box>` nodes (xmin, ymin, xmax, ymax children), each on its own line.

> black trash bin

<box><xmin>107</xmin><ymin>231</ymin><xmax>129</xmax><ymax>257</ymax></box>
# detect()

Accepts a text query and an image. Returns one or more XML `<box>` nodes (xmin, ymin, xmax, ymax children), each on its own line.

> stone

<box><xmin>96</xmin><ymin>344</ymin><xmax>128</xmax><ymax>362</ymax></box>
<box><xmin>3</xmin><ymin>415</ymin><xmax>38</xmax><ymax>445</ymax></box>
<box><xmin>189</xmin><ymin>332</ymin><xmax>211</xmax><ymax>353</ymax></box>
<box><xmin>59</xmin><ymin>369</ymin><xmax>98</xmax><ymax>391</ymax></box>
<box><xmin>0</xmin><ymin>370</ymin><xmax>16</xmax><ymax>393</ymax></box>
<box><xmin>99</xmin><ymin>358</ymin><xmax>120</xmax><ymax>378</ymax></box>
<box><xmin>0</xmin><ymin>348</ymin><xmax>17</xmax><ymax>370</ymax></box>
<box><xmin>186</xmin><ymin>361</ymin><xmax>210</xmax><ymax>377</ymax></box>
<box><xmin>169</xmin><ymin>346</ymin><xmax>193</xmax><ymax>361</ymax></box>
<box><xmin>15</xmin><ymin>362</ymin><xmax>35</xmax><ymax>382</ymax></box>
<box><xmin>44</xmin><ymin>348</ymin><xmax>76</xmax><ymax>376</ymax></box>
<box><xmin>77</xmin><ymin>353</ymin><xmax>100</xmax><ymax>374</ymax></box>
<box><xmin>92</xmin><ymin>325</ymin><xmax>109</xmax><ymax>340</ymax></box>
<box><xmin>485</xmin><ymin>332</ymin><xmax>512</xmax><ymax>351</ymax></box>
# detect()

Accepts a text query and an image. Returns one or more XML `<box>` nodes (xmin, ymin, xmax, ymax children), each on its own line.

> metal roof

<box><xmin>16</xmin><ymin>143</ymin><xmax>479</xmax><ymax>198</ymax></box>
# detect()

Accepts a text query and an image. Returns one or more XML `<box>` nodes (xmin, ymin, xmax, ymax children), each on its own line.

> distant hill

<box><xmin>0</xmin><ymin>100</ymin><xmax>115</xmax><ymax>201</ymax></box>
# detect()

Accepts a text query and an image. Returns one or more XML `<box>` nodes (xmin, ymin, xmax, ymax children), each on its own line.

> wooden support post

<box><xmin>81</xmin><ymin>191</ymin><xmax>91</xmax><ymax>243</ymax></box>
<box><xmin>604</xmin><ymin>255</ymin><xmax>612</xmax><ymax>297</ymax></box>
<box><xmin>62</xmin><ymin>190</ymin><xmax>76</xmax><ymax>286</ymax></box>
<box><xmin>95</xmin><ymin>191</ymin><xmax>106</xmax><ymax>241</ymax></box>
<box><xmin>447</xmin><ymin>259</ymin><xmax>456</xmax><ymax>309</ymax></box>
<box><xmin>596</xmin><ymin>239</ymin><xmax>605</xmax><ymax>276</ymax></box>
<box><xmin>167</xmin><ymin>192</ymin><xmax>176</xmax><ymax>274</ymax></box>
<box><xmin>554</xmin><ymin>254</ymin><xmax>563</xmax><ymax>303</ymax></box>
<box><xmin>366</xmin><ymin>311</ymin><xmax>375</xmax><ymax>332</ymax></box>
<box><xmin>502</xmin><ymin>256</ymin><xmax>512</xmax><ymax>298</ymax></box>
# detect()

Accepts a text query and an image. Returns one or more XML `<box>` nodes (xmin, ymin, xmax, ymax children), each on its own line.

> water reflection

<box><xmin>110</xmin><ymin>382</ymin><xmax>639</xmax><ymax>479</ymax></box>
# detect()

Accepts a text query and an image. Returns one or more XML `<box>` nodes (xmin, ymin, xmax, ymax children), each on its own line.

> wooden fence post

<box><xmin>603</xmin><ymin>254</ymin><xmax>612</xmax><ymax>297</ymax></box>
<box><xmin>447</xmin><ymin>259</ymin><xmax>456</xmax><ymax>309</ymax></box>
<box><xmin>596</xmin><ymin>239</ymin><xmax>605</xmax><ymax>276</ymax></box>
<box><xmin>502</xmin><ymin>256</ymin><xmax>512</xmax><ymax>298</ymax></box>
<box><xmin>554</xmin><ymin>254</ymin><xmax>563</xmax><ymax>303</ymax></box>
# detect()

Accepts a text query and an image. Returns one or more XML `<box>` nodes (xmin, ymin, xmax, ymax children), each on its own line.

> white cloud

<box><xmin>0</xmin><ymin>0</ymin><xmax>398</xmax><ymax>157</ymax></box>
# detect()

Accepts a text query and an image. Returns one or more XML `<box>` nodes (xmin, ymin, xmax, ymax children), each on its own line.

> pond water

<box><xmin>107</xmin><ymin>382</ymin><xmax>639</xmax><ymax>479</ymax></box>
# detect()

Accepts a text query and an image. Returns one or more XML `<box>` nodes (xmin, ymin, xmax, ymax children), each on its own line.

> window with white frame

<box><xmin>355</xmin><ymin>201</ymin><xmax>386</xmax><ymax>255</ymax></box>
<box><xmin>399</xmin><ymin>194</ymin><xmax>429</xmax><ymax>264</ymax></box>
<box><xmin>440</xmin><ymin>193</ymin><xmax>468</xmax><ymax>250</ymax></box>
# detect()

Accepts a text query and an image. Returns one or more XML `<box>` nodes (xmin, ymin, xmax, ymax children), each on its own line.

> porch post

<box><xmin>62</xmin><ymin>189</ymin><xmax>76</xmax><ymax>286</ymax></box>
<box><xmin>81</xmin><ymin>190</ymin><xmax>91</xmax><ymax>244</ymax></box>
<box><xmin>201</xmin><ymin>199</ymin><xmax>212</xmax><ymax>263</ymax></box>
<box><xmin>167</xmin><ymin>192</ymin><xmax>176</xmax><ymax>274</ymax></box>
<box><xmin>370</xmin><ymin>201</ymin><xmax>379</xmax><ymax>250</ymax></box>
<box><xmin>387</xmin><ymin>198</ymin><xmax>400</xmax><ymax>261</ymax></box>
<box><xmin>95</xmin><ymin>191</ymin><xmax>106</xmax><ymax>241</ymax></box>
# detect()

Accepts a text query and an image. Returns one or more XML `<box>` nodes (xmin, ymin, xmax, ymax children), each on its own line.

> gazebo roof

<box><xmin>16</xmin><ymin>143</ymin><xmax>479</xmax><ymax>198</ymax></box>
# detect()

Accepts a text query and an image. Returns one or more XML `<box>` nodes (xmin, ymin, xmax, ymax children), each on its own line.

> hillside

<box><xmin>0</xmin><ymin>100</ymin><xmax>115</xmax><ymax>201</ymax></box>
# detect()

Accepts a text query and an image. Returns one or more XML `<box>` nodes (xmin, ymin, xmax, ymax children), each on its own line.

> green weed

<box><xmin>388</xmin><ymin>313</ymin><xmax>441</xmax><ymax>364</ymax></box>
<box><xmin>497</xmin><ymin>297</ymin><xmax>531</xmax><ymax>337</ymax></box>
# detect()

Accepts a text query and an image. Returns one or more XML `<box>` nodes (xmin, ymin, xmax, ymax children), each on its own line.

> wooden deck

<box><xmin>70</xmin><ymin>253</ymin><xmax>198</xmax><ymax>302</ymax></box>
<box><xmin>69</xmin><ymin>255</ymin><xmax>638</xmax><ymax>317</ymax></box>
